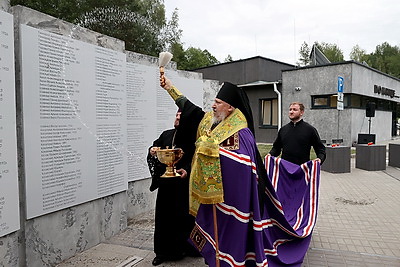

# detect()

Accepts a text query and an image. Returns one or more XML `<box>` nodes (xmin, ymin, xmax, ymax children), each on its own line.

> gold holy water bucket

<box><xmin>156</xmin><ymin>148</ymin><xmax>184</xmax><ymax>178</ymax></box>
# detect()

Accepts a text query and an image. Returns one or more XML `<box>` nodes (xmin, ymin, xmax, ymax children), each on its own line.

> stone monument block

<box><xmin>356</xmin><ymin>145</ymin><xmax>386</xmax><ymax>171</ymax></box>
<box><xmin>388</xmin><ymin>143</ymin><xmax>400</xmax><ymax>167</ymax></box>
<box><xmin>321</xmin><ymin>146</ymin><xmax>351</xmax><ymax>173</ymax></box>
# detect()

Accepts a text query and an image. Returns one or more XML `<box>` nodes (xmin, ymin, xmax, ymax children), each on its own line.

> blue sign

<box><xmin>338</xmin><ymin>76</ymin><xmax>344</xmax><ymax>93</ymax></box>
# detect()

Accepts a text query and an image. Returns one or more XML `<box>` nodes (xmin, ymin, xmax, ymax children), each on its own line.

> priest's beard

<box><xmin>211</xmin><ymin>110</ymin><xmax>228</xmax><ymax>127</ymax></box>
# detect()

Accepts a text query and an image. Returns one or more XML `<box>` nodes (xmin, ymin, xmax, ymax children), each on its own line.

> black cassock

<box><xmin>147</xmin><ymin>127</ymin><xmax>198</xmax><ymax>260</ymax></box>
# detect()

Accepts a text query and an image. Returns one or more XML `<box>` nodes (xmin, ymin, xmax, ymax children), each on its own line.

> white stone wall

<box><xmin>0</xmin><ymin>5</ymin><xmax>215</xmax><ymax>267</ymax></box>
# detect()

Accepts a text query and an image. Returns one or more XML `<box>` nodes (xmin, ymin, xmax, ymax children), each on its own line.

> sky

<box><xmin>164</xmin><ymin>0</ymin><xmax>400</xmax><ymax>65</ymax></box>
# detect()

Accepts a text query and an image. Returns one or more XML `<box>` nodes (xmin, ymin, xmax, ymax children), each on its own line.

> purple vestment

<box><xmin>190</xmin><ymin>128</ymin><xmax>320</xmax><ymax>267</ymax></box>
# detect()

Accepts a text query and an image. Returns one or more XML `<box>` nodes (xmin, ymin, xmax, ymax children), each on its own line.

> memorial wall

<box><xmin>0</xmin><ymin>5</ymin><xmax>206</xmax><ymax>265</ymax></box>
<box><xmin>0</xmin><ymin>9</ymin><xmax>20</xmax><ymax>237</ymax></box>
<box><xmin>20</xmin><ymin>24</ymin><xmax>203</xmax><ymax>219</ymax></box>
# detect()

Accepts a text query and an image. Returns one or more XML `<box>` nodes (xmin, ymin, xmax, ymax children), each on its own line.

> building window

<box><xmin>261</xmin><ymin>99</ymin><xmax>278</xmax><ymax>127</ymax></box>
<box><xmin>312</xmin><ymin>94</ymin><xmax>341</xmax><ymax>109</ymax></box>
<box><xmin>312</xmin><ymin>96</ymin><xmax>329</xmax><ymax>107</ymax></box>
<box><xmin>313</xmin><ymin>93</ymin><xmax>396</xmax><ymax>112</ymax></box>
<box><xmin>350</xmin><ymin>94</ymin><xmax>361</xmax><ymax>108</ymax></box>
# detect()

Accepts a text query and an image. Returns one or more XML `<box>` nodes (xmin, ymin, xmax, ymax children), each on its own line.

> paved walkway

<box><xmin>57</xmin><ymin>141</ymin><xmax>400</xmax><ymax>267</ymax></box>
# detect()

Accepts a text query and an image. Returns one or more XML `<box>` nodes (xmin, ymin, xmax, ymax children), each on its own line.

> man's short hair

<box><xmin>290</xmin><ymin>102</ymin><xmax>305</xmax><ymax>111</ymax></box>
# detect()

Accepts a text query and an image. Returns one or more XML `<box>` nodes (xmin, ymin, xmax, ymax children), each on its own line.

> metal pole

<box><xmin>368</xmin><ymin>117</ymin><xmax>371</xmax><ymax>134</ymax></box>
<box><xmin>337</xmin><ymin>110</ymin><xmax>340</xmax><ymax>139</ymax></box>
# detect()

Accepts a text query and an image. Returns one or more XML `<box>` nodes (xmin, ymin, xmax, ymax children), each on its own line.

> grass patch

<box><xmin>257</xmin><ymin>144</ymin><xmax>272</xmax><ymax>159</ymax></box>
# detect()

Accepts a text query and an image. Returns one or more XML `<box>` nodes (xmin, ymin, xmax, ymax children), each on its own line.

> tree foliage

<box><xmin>368</xmin><ymin>42</ymin><xmax>400</xmax><ymax>78</ymax></box>
<box><xmin>300</xmin><ymin>41</ymin><xmax>400</xmax><ymax>79</ymax></box>
<box><xmin>350</xmin><ymin>45</ymin><xmax>368</xmax><ymax>63</ymax></box>
<box><xmin>162</xmin><ymin>8</ymin><xmax>182</xmax><ymax>51</ymax></box>
<box><xmin>168</xmin><ymin>43</ymin><xmax>219</xmax><ymax>70</ymax></box>
<box><xmin>188</xmin><ymin>48</ymin><xmax>219</xmax><ymax>69</ymax></box>
<box><xmin>314</xmin><ymin>42</ymin><xmax>344</xmax><ymax>63</ymax></box>
<box><xmin>298</xmin><ymin>41</ymin><xmax>343</xmax><ymax>66</ymax></box>
<box><xmin>350</xmin><ymin>42</ymin><xmax>400</xmax><ymax>78</ymax></box>
<box><xmin>297</xmin><ymin>41</ymin><xmax>311</xmax><ymax>66</ymax></box>
<box><xmin>76</xmin><ymin>5</ymin><xmax>165</xmax><ymax>55</ymax></box>
<box><xmin>11</xmin><ymin>0</ymin><xmax>219</xmax><ymax>68</ymax></box>
<box><xmin>11</xmin><ymin>0</ymin><xmax>147</xmax><ymax>24</ymax></box>
<box><xmin>11</xmin><ymin>0</ymin><xmax>171</xmax><ymax>57</ymax></box>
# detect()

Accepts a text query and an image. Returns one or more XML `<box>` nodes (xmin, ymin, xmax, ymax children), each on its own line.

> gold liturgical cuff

<box><xmin>167</xmin><ymin>86</ymin><xmax>183</xmax><ymax>101</ymax></box>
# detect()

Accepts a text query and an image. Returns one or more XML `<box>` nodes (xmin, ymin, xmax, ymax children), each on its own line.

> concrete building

<box><xmin>194</xmin><ymin>59</ymin><xmax>400</xmax><ymax>146</ymax></box>
<box><xmin>283</xmin><ymin>61</ymin><xmax>400</xmax><ymax>146</ymax></box>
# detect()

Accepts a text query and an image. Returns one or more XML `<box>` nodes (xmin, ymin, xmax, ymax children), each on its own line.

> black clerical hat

<box><xmin>216</xmin><ymin>82</ymin><xmax>255</xmax><ymax>135</ymax></box>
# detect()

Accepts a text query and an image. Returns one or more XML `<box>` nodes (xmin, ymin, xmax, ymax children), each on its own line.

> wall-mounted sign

<box><xmin>337</xmin><ymin>76</ymin><xmax>344</xmax><ymax>110</ymax></box>
<box><xmin>374</xmin><ymin>85</ymin><xmax>396</xmax><ymax>98</ymax></box>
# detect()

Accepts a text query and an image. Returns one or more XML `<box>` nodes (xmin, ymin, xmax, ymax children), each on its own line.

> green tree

<box><xmin>315</xmin><ymin>42</ymin><xmax>344</xmax><ymax>63</ymax></box>
<box><xmin>10</xmin><ymin>0</ymin><xmax>222</xmax><ymax>69</ymax></box>
<box><xmin>161</xmin><ymin>8</ymin><xmax>182</xmax><ymax>51</ymax></box>
<box><xmin>77</xmin><ymin>5</ymin><xmax>164</xmax><ymax>55</ymax></box>
<box><xmin>169</xmin><ymin>45</ymin><xmax>220</xmax><ymax>70</ymax></box>
<box><xmin>11</xmin><ymin>0</ymin><xmax>140</xmax><ymax>23</ymax></box>
<box><xmin>350</xmin><ymin>45</ymin><xmax>369</xmax><ymax>63</ymax></box>
<box><xmin>179</xmin><ymin>47</ymin><xmax>219</xmax><ymax>70</ymax></box>
<box><xmin>183</xmin><ymin>47</ymin><xmax>219</xmax><ymax>70</ymax></box>
<box><xmin>297</xmin><ymin>41</ymin><xmax>311</xmax><ymax>66</ymax></box>
<box><xmin>11</xmin><ymin>0</ymin><xmax>173</xmax><ymax>57</ymax></box>
<box><xmin>368</xmin><ymin>42</ymin><xmax>400</xmax><ymax>78</ymax></box>
<box><xmin>170</xmin><ymin>42</ymin><xmax>186</xmax><ymax>68</ymax></box>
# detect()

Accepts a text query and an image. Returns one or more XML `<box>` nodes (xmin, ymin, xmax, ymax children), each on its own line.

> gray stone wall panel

<box><xmin>0</xmin><ymin>232</ymin><xmax>19</xmax><ymax>267</ymax></box>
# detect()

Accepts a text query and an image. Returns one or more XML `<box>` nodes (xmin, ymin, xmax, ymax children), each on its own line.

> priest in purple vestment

<box><xmin>159</xmin><ymin>75</ymin><xmax>320</xmax><ymax>267</ymax></box>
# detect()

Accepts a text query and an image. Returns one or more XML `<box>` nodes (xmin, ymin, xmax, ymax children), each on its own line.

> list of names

<box><xmin>21</xmin><ymin>25</ymin><xmax>127</xmax><ymax>219</ymax></box>
<box><xmin>0</xmin><ymin>10</ymin><xmax>20</xmax><ymax>237</ymax></box>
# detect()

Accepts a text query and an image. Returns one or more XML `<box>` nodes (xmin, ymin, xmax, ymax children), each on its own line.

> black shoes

<box><xmin>152</xmin><ymin>256</ymin><xmax>164</xmax><ymax>266</ymax></box>
<box><xmin>152</xmin><ymin>253</ymin><xmax>187</xmax><ymax>265</ymax></box>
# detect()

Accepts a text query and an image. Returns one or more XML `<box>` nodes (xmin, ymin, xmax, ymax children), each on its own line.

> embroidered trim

<box><xmin>190</xmin><ymin>225</ymin><xmax>206</xmax><ymax>252</ymax></box>
<box><xmin>220</xmin><ymin>132</ymin><xmax>239</xmax><ymax>150</ymax></box>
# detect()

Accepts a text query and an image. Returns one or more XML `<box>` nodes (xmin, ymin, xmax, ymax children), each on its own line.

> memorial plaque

<box><xmin>21</xmin><ymin>25</ymin><xmax>128</xmax><ymax>218</ymax></box>
<box><xmin>125</xmin><ymin>62</ymin><xmax>203</xmax><ymax>181</ymax></box>
<box><xmin>20</xmin><ymin>24</ymin><xmax>204</xmax><ymax>217</ymax></box>
<box><xmin>0</xmin><ymin>10</ymin><xmax>20</xmax><ymax>236</ymax></box>
<box><xmin>126</xmin><ymin>62</ymin><xmax>157</xmax><ymax>180</ymax></box>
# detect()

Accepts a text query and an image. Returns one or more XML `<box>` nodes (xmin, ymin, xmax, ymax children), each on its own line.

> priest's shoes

<box><xmin>152</xmin><ymin>256</ymin><xmax>164</xmax><ymax>266</ymax></box>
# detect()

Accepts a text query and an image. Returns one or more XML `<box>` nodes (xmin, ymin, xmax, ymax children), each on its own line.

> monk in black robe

<box><xmin>147</xmin><ymin>111</ymin><xmax>199</xmax><ymax>266</ymax></box>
